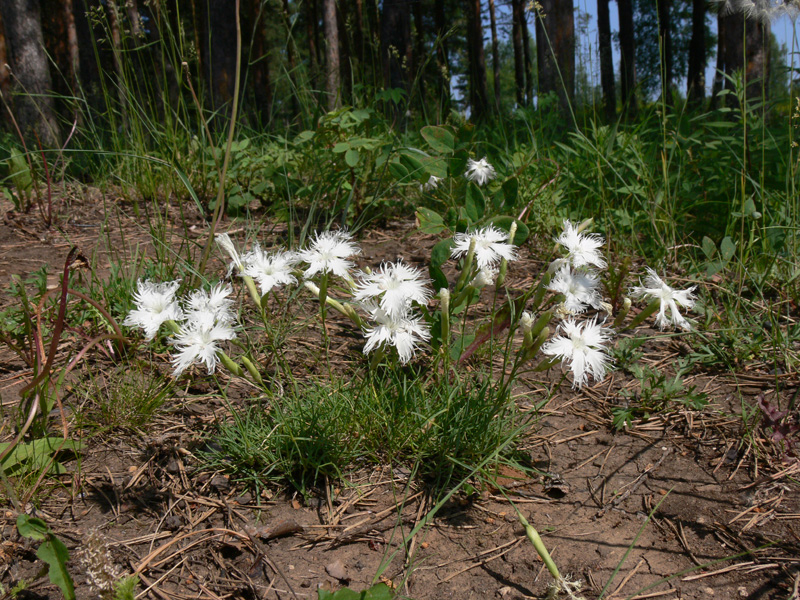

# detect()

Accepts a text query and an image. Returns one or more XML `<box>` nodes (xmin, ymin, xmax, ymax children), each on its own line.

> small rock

<box><xmin>738</xmin><ymin>587</ymin><xmax>747</xmax><ymax>597</ymax></box>
<box><xmin>163</xmin><ymin>515</ymin><xmax>183</xmax><ymax>530</ymax></box>
<box><xmin>325</xmin><ymin>559</ymin><xmax>349</xmax><ymax>582</ymax></box>
<box><xmin>703</xmin><ymin>587</ymin><xmax>715</xmax><ymax>595</ymax></box>
<box><xmin>300</xmin><ymin>580</ymin><xmax>311</xmax><ymax>588</ymax></box>
<box><xmin>210</xmin><ymin>475</ymin><xmax>230</xmax><ymax>491</ymax></box>
<box><xmin>497</xmin><ymin>586</ymin><xmax>513</xmax><ymax>598</ymax></box>
<box><xmin>165</xmin><ymin>457</ymin><xmax>181</xmax><ymax>474</ymax></box>
<box><xmin>235</xmin><ymin>492</ymin><xmax>253</xmax><ymax>505</ymax></box>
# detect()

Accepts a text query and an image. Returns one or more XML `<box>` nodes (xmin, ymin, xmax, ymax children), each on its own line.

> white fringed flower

<box><xmin>548</xmin><ymin>266</ymin><xmax>603</xmax><ymax>314</ymax></box>
<box><xmin>243</xmin><ymin>246</ymin><xmax>299</xmax><ymax>295</ymax></box>
<box><xmin>451</xmin><ymin>225</ymin><xmax>517</xmax><ymax>270</ymax></box>
<box><xmin>520</xmin><ymin>311</ymin><xmax>534</xmax><ymax>333</ymax></box>
<box><xmin>216</xmin><ymin>233</ymin><xmax>245</xmax><ymax>276</ymax></box>
<box><xmin>183</xmin><ymin>283</ymin><xmax>235</xmax><ymax>328</ymax></box>
<box><xmin>556</xmin><ymin>221</ymin><xmax>607</xmax><ymax>270</ymax></box>
<box><xmin>542</xmin><ymin>318</ymin><xmax>612</xmax><ymax>388</ymax></box>
<box><xmin>421</xmin><ymin>175</ymin><xmax>443</xmax><ymax>191</ymax></box>
<box><xmin>124</xmin><ymin>280</ymin><xmax>183</xmax><ymax>340</ymax></box>
<box><xmin>631</xmin><ymin>268</ymin><xmax>696</xmax><ymax>331</ymax></box>
<box><xmin>465</xmin><ymin>157</ymin><xmax>496</xmax><ymax>186</ymax></box>
<box><xmin>470</xmin><ymin>266</ymin><xmax>498</xmax><ymax>289</ymax></box>
<box><xmin>355</xmin><ymin>261</ymin><xmax>432</xmax><ymax>318</ymax></box>
<box><xmin>298</xmin><ymin>230</ymin><xmax>361</xmax><ymax>280</ymax></box>
<box><xmin>170</xmin><ymin>320</ymin><xmax>236</xmax><ymax>377</ymax></box>
<box><xmin>362</xmin><ymin>303</ymin><xmax>431</xmax><ymax>364</ymax></box>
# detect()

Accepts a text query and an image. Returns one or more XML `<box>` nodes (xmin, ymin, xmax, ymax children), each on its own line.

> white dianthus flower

<box><xmin>362</xmin><ymin>303</ymin><xmax>431</xmax><ymax>364</ymax></box>
<box><xmin>170</xmin><ymin>320</ymin><xmax>236</xmax><ymax>377</ymax></box>
<box><xmin>542</xmin><ymin>317</ymin><xmax>613</xmax><ymax>388</ymax></box>
<box><xmin>631</xmin><ymin>268</ymin><xmax>696</xmax><ymax>331</ymax></box>
<box><xmin>464</xmin><ymin>157</ymin><xmax>496</xmax><ymax>186</ymax></box>
<box><xmin>451</xmin><ymin>225</ymin><xmax>517</xmax><ymax>270</ymax></box>
<box><xmin>548</xmin><ymin>266</ymin><xmax>603</xmax><ymax>314</ymax></box>
<box><xmin>355</xmin><ymin>260</ymin><xmax>431</xmax><ymax>318</ymax></box>
<box><xmin>123</xmin><ymin>279</ymin><xmax>183</xmax><ymax>341</ymax></box>
<box><xmin>298</xmin><ymin>230</ymin><xmax>361</xmax><ymax>280</ymax></box>
<box><xmin>555</xmin><ymin>220</ymin><xmax>606</xmax><ymax>270</ymax></box>
<box><xmin>243</xmin><ymin>245</ymin><xmax>299</xmax><ymax>295</ymax></box>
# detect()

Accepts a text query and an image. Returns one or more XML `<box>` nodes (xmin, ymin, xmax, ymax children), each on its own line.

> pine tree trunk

<box><xmin>488</xmin><ymin>0</ymin><xmax>500</xmax><ymax>111</ymax></box>
<box><xmin>381</xmin><ymin>0</ymin><xmax>411</xmax><ymax>123</ymax></box>
<box><xmin>657</xmin><ymin>0</ymin><xmax>673</xmax><ymax>102</ymax></box>
<box><xmin>511</xmin><ymin>0</ymin><xmax>525</xmax><ymax>107</ymax></box>
<box><xmin>618</xmin><ymin>0</ymin><xmax>638</xmax><ymax>119</ymax></box>
<box><xmin>412</xmin><ymin>0</ymin><xmax>426</xmax><ymax>110</ymax></box>
<box><xmin>521</xmin><ymin>4</ymin><xmax>533</xmax><ymax>105</ymax></box>
<box><xmin>465</xmin><ymin>0</ymin><xmax>489</xmax><ymax>121</ymax></box>
<box><xmin>686</xmin><ymin>0</ymin><xmax>705</xmax><ymax>108</ymax></box>
<box><xmin>597</xmin><ymin>0</ymin><xmax>615</xmax><ymax>121</ymax></box>
<box><xmin>535</xmin><ymin>0</ymin><xmax>574</xmax><ymax>114</ymax></box>
<box><xmin>323</xmin><ymin>0</ymin><xmax>340</xmax><ymax>111</ymax></box>
<box><xmin>250</xmin><ymin>0</ymin><xmax>272</xmax><ymax>125</ymax></box>
<box><xmin>433</xmin><ymin>0</ymin><xmax>450</xmax><ymax>119</ymax></box>
<box><xmin>0</xmin><ymin>0</ymin><xmax>61</xmax><ymax>146</ymax></box>
<box><xmin>713</xmin><ymin>8</ymin><xmax>769</xmax><ymax>108</ymax></box>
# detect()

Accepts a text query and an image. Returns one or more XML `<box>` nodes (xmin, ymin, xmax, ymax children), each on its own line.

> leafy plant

<box><xmin>318</xmin><ymin>582</ymin><xmax>393</xmax><ymax>600</ymax></box>
<box><xmin>612</xmin><ymin>362</ymin><xmax>709</xmax><ymax>430</ymax></box>
<box><xmin>16</xmin><ymin>514</ymin><xmax>75</xmax><ymax>600</ymax></box>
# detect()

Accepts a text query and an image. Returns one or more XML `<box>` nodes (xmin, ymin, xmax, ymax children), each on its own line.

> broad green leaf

<box><xmin>17</xmin><ymin>514</ymin><xmax>49</xmax><ymax>541</ymax></box>
<box><xmin>430</xmin><ymin>238</ymin><xmax>455</xmax><ymax>269</ymax></box>
<box><xmin>388</xmin><ymin>160</ymin><xmax>409</xmax><ymax>181</ymax></box>
<box><xmin>37</xmin><ymin>537</ymin><xmax>75</xmax><ymax>600</ymax></box>
<box><xmin>399</xmin><ymin>152</ymin><xmax>425</xmax><ymax>180</ymax></box>
<box><xmin>720</xmin><ymin>236</ymin><xmax>736</xmax><ymax>262</ymax></box>
<box><xmin>465</xmin><ymin>182</ymin><xmax>485</xmax><ymax>222</ymax></box>
<box><xmin>489</xmin><ymin>216</ymin><xmax>530</xmax><ymax>245</ymax></box>
<box><xmin>701</xmin><ymin>236</ymin><xmax>716</xmax><ymax>259</ymax></box>
<box><xmin>450</xmin><ymin>333</ymin><xmax>476</xmax><ymax>361</ymax></box>
<box><xmin>416</xmin><ymin>208</ymin><xmax>447</xmax><ymax>235</ymax></box>
<box><xmin>345</xmin><ymin>148</ymin><xmax>360</xmax><ymax>167</ymax></box>
<box><xmin>424</xmin><ymin>157</ymin><xmax>448</xmax><ymax>178</ymax></box>
<box><xmin>363</xmin><ymin>583</ymin><xmax>393</xmax><ymax>600</ymax></box>
<box><xmin>502</xmin><ymin>178</ymin><xmax>518</xmax><ymax>207</ymax></box>
<box><xmin>317</xmin><ymin>588</ymin><xmax>362</xmax><ymax>600</ymax></box>
<box><xmin>332</xmin><ymin>142</ymin><xmax>350</xmax><ymax>154</ymax></box>
<box><xmin>420</xmin><ymin>125</ymin><xmax>455</xmax><ymax>154</ymax></box>
<box><xmin>429</xmin><ymin>264</ymin><xmax>448</xmax><ymax>292</ymax></box>
<box><xmin>294</xmin><ymin>130</ymin><xmax>315</xmax><ymax>143</ymax></box>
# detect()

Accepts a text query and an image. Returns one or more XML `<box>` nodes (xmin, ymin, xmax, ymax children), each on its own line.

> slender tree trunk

<box><xmin>412</xmin><ymin>0</ymin><xmax>426</xmax><ymax>110</ymax></box>
<box><xmin>511</xmin><ymin>0</ymin><xmax>525</xmax><ymax>107</ymax></box>
<box><xmin>713</xmin><ymin>7</ymin><xmax>769</xmax><ymax>108</ymax></box>
<box><xmin>305</xmin><ymin>0</ymin><xmax>319</xmax><ymax>91</ymax></box>
<box><xmin>618</xmin><ymin>0</ymin><xmax>637</xmax><ymax>119</ymax></box>
<box><xmin>0</xmin><ymin>0</ymin><xmax>61</xmax><ymax>146</ymax></box>
<box><xmin>323</xmin><ymin>0</ymin><xmax>340</xmax><ymax>110</ymax></box>
<box><xmin>710</xmin><ymin>10</ymin><xmax>726</xmax><ymax>108</ymax></box>
<box><xmin>521</xmin><ymin>4</ymin><xmax>533</xmax><ymax>105</ymax></box>
<box><xmin>465</xmin><ymin>0</ymin><xmax>489</xmax><ymax>121</ymax></box>
<box><xmin>686</xmin><ymin>0</ymin><xmax>705</xmax><ymax>108</ymax></box>
<box><xmin>657</xmin><ymin>0</ymin><xmax>673</xmax><ymax>102</ymax></box>
<box><xmin>381</xmin><ymin>0</ymin><xmax>411</xmax><ymax>123</ymax></box>
<box><xmin>488</xmin><ymin>0</ymin><xmax>500</xmax><ymax>111</ymax></box>
<box><xmin>250</xmin><ymin>0</ymin><xmax>272</xmax><ymax>125</ymax></box>
<box><xmin>0</xmin><ymin>10</ymin><xmax>9</xmax><ymax>103</ymax></box>
<box><xmin>281</xmin><ymin>0</ymin><xmax>301</xmax><ymax>120</ymax></box>
<box><xmin>597</xmin><ymin>0</ymin><xmax>615</xmax><ymax>121</ymax></box>
<box><xmin>63</xmin><ymin>0</ymin><xmax>79</xmax><ymax>92</ymax></box>
<box><xmin>535</xmin><ymin>0</ymin><xmax>574</xmax><ymax>114</ymax></box>
<box><xmin>433</xmin><ymin>0</ymin><xmax>450</xmax><ymax>119</ymax></box>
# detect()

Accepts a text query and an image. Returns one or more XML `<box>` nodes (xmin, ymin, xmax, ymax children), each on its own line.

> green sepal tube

<box><xmin>496</xmin><ymin>221</ymin><xmax>517</xmax><ymax>288</ymax></box>
<box><xmin>627</xmin><ymin>297</ymin><xmax>660</xmax><ymax>330</ymax></box>
<box><xmin>241</xmin><ymin>356</ymin><xmax>263</xmax><ymax>385</ymax></box>
<box><xmin>522</xmin><ymin>326</ymin><xmax>549</xmax><ymax>362</ymax></box>
<box><xmin>517</xmin><ymin>511</ymin><xmax>561</xmax><ymax>581</ymax></box>
<box><xmin>439</xmin><ymin>288</ymin><xmax>450</xmax><ymax>353</ymax></box>
<box><xmin>218</xmin><ymin>351</ymin><xmax>244</xmax><ymax>377</ymax></box>
<box><xmin>613</xmin><ymin>297</ymin><xmax>632</xmax><ymax>329</ymax></box>
<box><xmin>243</xmin><ymin>275</ymin><xmax>262</xmax><ymax>309</ymax></box>
<box><xmin>454</xmin><ymin>238</ymin><xmax>477</xmax><ymax>294</ymax></box>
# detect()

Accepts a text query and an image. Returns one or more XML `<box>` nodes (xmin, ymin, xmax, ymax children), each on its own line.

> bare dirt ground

<box><xmin>1</xmin><ymin>190</ymin><xmax>799</xmax><ymax>600</ymax></box>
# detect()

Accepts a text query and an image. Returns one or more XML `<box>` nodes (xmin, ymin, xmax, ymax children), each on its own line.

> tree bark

<box><xmin>535</xmin><ymin>0</ymin><xmax>574</xmax><ymax>114</ymax></box>
<box><xmin>686</xmin><ymin>0</ymin><xmax>705</xmax><ymax>108</ymax></box>
<box><xmin>465</xmin><ymin>0</ymin><xmax>489</xmax><ymax>121</ymax></box>
<box><xmin>713</xmin><ymin>7</ymin><xmax>769</xmax><ymax>108</ymax></box>
<box><xmin>323</xmin><ymin>0</ymin><xmax>340</xmax><ymax>111</ymax></box>
<box><xmin>618</xmin><ymin>0</ymin><xmax>638</xmax><ymax>119</ymax></box>
<box><xmin>488</xmin><ymin>0</ymin><xmax>500</xmax><ymax>111</ymax></box>
<box><xmin>597</xmin><ymin>0</ymin><xmax>615</xmax><ymax>121</ymax></box>
<box><xmin>511</xmin><ymin>0</ymin><xmax>526</xmax><ymax>107</ymax></box>
<box><xmin>657</xmin><ymin>0</ymin><xmax>673</xmax><ymax>101</ymax></box>
<box><xmin>433</xmin><ymin>0</ymin><xmax>450</xmax><ymax>119</ymax></box>
<box><xmin>249</xmin><ymin>0</ymin><xmax>272</xmax><ymax>125</ymax></box>
<box><xmin>521</xmin><ymin>3</ymin><xmax>533</xmax><ymax>105</ymax></box>
<box><xmin>0</xmin><ymin>0</ymin><xmax>61</xmax><ymax>146</ymax></box>
<box><xmin>381</xmin><ymin>0</ymin><xmax>411</xmax><ymax>122</ymax></box>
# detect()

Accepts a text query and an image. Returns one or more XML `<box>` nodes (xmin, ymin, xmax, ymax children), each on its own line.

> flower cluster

<box><xmin>124</xmin><ymin>219</ymin><xmax>697</xmax><ymax>390</ymax></box>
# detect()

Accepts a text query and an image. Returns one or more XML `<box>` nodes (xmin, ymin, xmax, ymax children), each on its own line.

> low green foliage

<box><xmin>317</xmin><ymin>582</ymin><xmax>394</xmax><ymax>600</ymax></box>
<box><xmin>16</xmin><ymin>514</ymin><xmax>75</xmax><ymax>600</ymax></box>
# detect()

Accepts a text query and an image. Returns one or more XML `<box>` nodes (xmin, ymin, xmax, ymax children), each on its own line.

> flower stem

<box><xmin>627</xmin><ymin>298</ymin><xmax>661</xmax><ymax>330</ymax></box>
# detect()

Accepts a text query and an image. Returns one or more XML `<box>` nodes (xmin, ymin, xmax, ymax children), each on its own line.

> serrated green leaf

<box><xmin>701</xmin><ymin>236</ymin><xmax>716</xmax><ymax>259</ymax></box>
<box><xmin>465</xmin><ymin>182</ymin><xmax>485</xmax><ymax>222</ymax></box>
<box><xmin>420</xmin><ymin>125</ymin><xmax>455</xmax><ymax>154</ymax></box>
<box><xmin>37</xmin><ymin>536</ymin><xmax>75</xmax><ymax>600</ymax></box>
<box><xmin>17</xmin><ymin>514</ymin><xmax>49</xmax><ymax>540</ymax></box>
<box><xmin>345</xmin><ymin>148</ymin><xmax>360</xmax><ymax>167</ymax></box>
<box><xmin>720</xmin><ymin>236</ymin><xmax>736</xmax><ymax>262</ymax></box>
